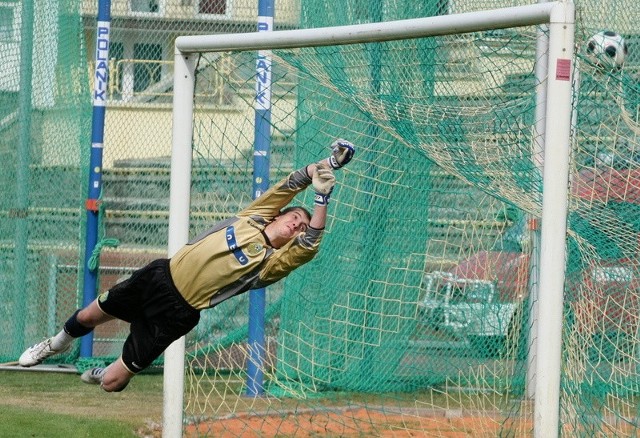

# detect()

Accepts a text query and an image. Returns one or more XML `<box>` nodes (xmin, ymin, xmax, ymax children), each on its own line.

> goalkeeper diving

<box><xmin>19</xmin><ymin>139</ymin><xmax>355</xmax><ymax>392</ymax></box>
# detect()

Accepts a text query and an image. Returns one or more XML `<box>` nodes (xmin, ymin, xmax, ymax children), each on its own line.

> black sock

<box><xmin>63</xmin><ymin>309</ymin><xmax>93</xmax><ymax>337</ymax></box>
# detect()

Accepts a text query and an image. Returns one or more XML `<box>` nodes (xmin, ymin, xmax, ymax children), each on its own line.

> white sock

<box><xmin>50</xmin><ymin>330</ymin><xmax>74</xmax><ymax>350</ymax></box>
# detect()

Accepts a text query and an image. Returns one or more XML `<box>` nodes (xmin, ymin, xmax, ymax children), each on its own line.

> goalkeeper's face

<box><xmin>267</xmin><ymin>209</ymin><xmax>310</xmax><ymax>248</ymax></box>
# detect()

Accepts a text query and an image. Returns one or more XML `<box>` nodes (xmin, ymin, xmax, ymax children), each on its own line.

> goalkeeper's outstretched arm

<box><xmin>239</xmin><ymin>139</ymin><xmax>355</xmax><ymax>221</ymax></box>
<box><xmin>305</xmin><ymin>138</ymin><xmax>355</xmax><ymax>229</ymax></box>
<box><xmin>306</xmin><ymin>162</ymin><xmax>334</xmax><ymax>230</ymax></box>
<box><xmin>258</xmin><ymin>140</ymin><xmax>355</xmax><ymax>285</ymax></box>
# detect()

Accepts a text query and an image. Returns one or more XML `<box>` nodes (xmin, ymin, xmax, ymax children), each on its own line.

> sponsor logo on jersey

<box><xmin>246</xmin><ymin>242</ymin><xmax>264</xmax><ymax>257</ymax></box>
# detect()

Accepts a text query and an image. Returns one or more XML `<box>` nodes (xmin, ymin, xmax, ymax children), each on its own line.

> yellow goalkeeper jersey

<box><xmin>169</xmin><ymin>167</ymin><xmax>322</xmax><ymax>310</ymax></box>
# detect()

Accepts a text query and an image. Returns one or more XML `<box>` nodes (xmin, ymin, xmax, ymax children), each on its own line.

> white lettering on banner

<box><xmin>255</xmin><ymin>16</ymin><xmax>273</xmax><ymax>110</ymax></box>
<box><xmin>255</xmin><ymin>51</ymin><xmax>272</xmax><ymax>110</ymax></box>
<box><xmin>94</xmin><ymin>22</ymin><xmax>110</xmax><ymax>107</ymax></box>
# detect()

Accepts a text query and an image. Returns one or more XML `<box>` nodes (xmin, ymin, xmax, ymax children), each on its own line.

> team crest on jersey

<box><xmin>98</xmin><ymin>291</ymin><xmax>109</xmax><ymax>303</ymax></box>
<box><xmin>245</xmin><ymin>242</ymin><xmax>264</xmax><ymax>257</ymax></box>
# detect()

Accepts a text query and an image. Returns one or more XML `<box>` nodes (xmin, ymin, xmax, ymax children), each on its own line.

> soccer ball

<box><xmin>586</xmin><ymin>31</ymin><xmax>628</xmax><ymax>69</ymax></box>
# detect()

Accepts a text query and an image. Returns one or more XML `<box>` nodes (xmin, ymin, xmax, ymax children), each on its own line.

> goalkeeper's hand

<box><xmin>312</xmin><ymin>164</ymin><xmax>336</xmax><ymax>206</ymax></box>
<box><xmin>326</xmin><ymin>139</ymin><xmax>355</xmax><ymax>169</ymax></box>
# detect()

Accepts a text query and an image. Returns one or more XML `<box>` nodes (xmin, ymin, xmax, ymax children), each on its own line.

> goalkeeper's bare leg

<box><xmin>19</xmin><ymin>300</ymin><xmax>114</xmax><ymax>367</ymax></box>
<box><xmin>81</xmin><ymin>357</ymin><xmax>134</xmax><ymax>392</ymax></box>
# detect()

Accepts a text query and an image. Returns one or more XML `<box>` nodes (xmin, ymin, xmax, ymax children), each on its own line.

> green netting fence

<box><xmin>0</xmin><ymin>0</ymin><xmax>91</xmax><ymax>362</ymax></box>
<box><xmin>3</xmin><ymin>0</ymin><xmax>640</xmax><ymax>436</ymax></box>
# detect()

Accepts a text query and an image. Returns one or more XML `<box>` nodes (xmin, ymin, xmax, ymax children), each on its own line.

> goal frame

<box><xmin>165</xmin><ymin>3</ymin><xmax>575</xmax><ymax>437</ymax></box>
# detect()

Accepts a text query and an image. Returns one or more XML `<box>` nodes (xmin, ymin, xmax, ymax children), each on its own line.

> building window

<box><xmin>0</xmin><ymin>4</ymin><xmax>16</xmax><ymax>42</ymax></box>
<box><xmin>109</xmin><ymin>41</ymin><xmax>125</xmax><ymax>99</ymax></box>
<box><xmin>133</xmin><ymin>43</ymin><xmax>162</xmax><ymax>92</ymax></box>
<box><xmin>198</xmin><ymin>0</ymin><xmax>226</xmax><ymax>15</ymax></box>
<box><xmin>131</xmin><ymin>0</ymin><xmax>160</xmax><ymax>13</ymax></box>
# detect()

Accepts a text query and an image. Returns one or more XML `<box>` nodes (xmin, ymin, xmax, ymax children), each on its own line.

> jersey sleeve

<box><xmin>239</xmin><ymin>166</ymin><xmax>312</xmax><ymax>220</ymax></box>
<box><xmin>257</xmin><ymin>226</ymin><xmax>323</xmax><ymax>286</ymax></box>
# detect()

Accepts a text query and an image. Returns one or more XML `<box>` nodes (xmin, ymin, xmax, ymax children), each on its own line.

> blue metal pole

<box><xmin>246</xmin><ymin>0</ymin><xmax>274</xmax><ymax>397</ymax></box>
<box><xmin>80</xmin><ymin>0</ymin><xmax>111</xmax><ymax>358</ymax></box>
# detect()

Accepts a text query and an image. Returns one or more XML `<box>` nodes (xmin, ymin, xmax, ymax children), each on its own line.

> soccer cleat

<box><xmin>18</xmin><ymin>338</ymin><xmax>69</xmax><ymax>367</ymax></box>
<box><xmin>80</xmin><ymin>367</ymin><xmax>105</xmax><ymax>385</ymax></box>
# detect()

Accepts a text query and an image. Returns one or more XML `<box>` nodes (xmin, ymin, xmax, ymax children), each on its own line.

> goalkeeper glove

<box><xmin>326</xmin><ymin>139</ymin><xmax>355</xmax><ymax>169</ymax></box>
<box><xmin>312</xmin><ymin>165</ymin><xmax>336</xmax><ymax>206</ymax></box>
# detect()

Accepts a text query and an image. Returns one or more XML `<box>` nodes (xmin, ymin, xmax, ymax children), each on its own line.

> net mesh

<box><xmin>0</xmin><ymin>0</ymin><xmax>91</xmax><ymax>362</ymax></box>
<box><xmin>183</xmin><ymin>4</ymin><xmax>640</xmax><ymax>438</ymax></box>
<box><xmin>2</xmin><ymin>0</ymin><xmax>640</xmax><ymax>436</ymax></box>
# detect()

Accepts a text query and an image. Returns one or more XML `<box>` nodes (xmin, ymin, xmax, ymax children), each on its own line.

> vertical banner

<box><xmin>246</xmin><ymin>3</ymin><xmax>274</xmax><ymax>396</ymax></box>
<box><xmin>81</xmin><ymin>1</ymin><xmax>111</xmax><ymax>358</ymax></box>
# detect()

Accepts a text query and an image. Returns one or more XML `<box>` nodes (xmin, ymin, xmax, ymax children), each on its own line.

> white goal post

<box><xmin>165</xmin><ymin>2</ymin><xmax>575</xmax><ymax>438</ymax></box>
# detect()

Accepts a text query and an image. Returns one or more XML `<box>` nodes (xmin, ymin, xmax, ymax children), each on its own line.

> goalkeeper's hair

<box><xmin>280</xmin><ymin>206</ymin><xmax>311</xmax><ymax>222</ymax></box>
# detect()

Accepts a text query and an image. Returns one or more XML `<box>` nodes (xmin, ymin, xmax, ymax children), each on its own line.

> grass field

<box><xmin>0</xmin><ymin>368</ymin><xmax>163</xmax><ymax>438</ymax></box>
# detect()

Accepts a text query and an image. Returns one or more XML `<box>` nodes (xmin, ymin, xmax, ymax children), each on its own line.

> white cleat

<box><xmin>18</xmin><ymin>338</ymin><xmax>69</xmax><ymax>367</ymax></box>
<box><xmin>80</xmin><ymin>367</ymin><xmax>105</xmax><ymax>385</ymax></box>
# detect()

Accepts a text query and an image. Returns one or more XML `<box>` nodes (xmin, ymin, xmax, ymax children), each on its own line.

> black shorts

<box><xmin>97</xmin><ymin>258</ymin><xmax>200</xmax><ymax>373</ymax></box>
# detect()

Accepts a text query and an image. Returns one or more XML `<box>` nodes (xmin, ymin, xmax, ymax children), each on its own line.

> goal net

<box><xmin>171</xmin><ymin>2</ymin><xmax>639</xmax><ymax>437</ymax></box>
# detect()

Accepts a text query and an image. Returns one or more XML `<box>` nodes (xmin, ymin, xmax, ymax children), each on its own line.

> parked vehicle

<box><xmin>568</xmin><ymin>258</ymin><xmax>640</xmax><ymax>361</ymax></box>
<box><xmin>419</xmin><ymin>247</ymin><xmax>529</xmax><ymax>358</ymax></box>
<box><xmin>419</xmin><ymin>167</ymin><xmax>640</xmax><ymax>359</ymax></box>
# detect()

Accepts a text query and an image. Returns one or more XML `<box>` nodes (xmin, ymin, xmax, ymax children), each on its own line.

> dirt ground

<box><xmin>184</xmin><ymin>409</ymin><xmax>531</xmax><ymax>437</ymax></box>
